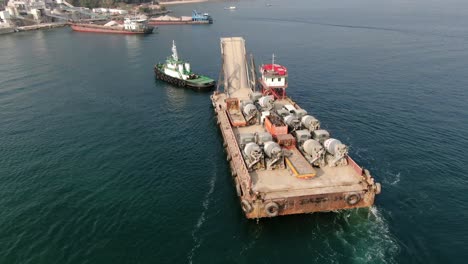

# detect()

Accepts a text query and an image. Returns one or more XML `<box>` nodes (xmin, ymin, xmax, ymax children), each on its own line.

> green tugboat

<box><xmin>154</xmin><ymin>41</ymin><xmax>215</xmax><ymax>92</ymax></box>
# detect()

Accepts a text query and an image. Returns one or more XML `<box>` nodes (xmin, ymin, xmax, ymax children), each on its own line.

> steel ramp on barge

<box><xmin>220</xmin><ymin>37</ymin><xmax>251</xmax><ymax>99</ymax></box>
<box><xmin>284</xmin><ymin>147</ymin><xmax>316</xmax><ymax>179</ymax></box>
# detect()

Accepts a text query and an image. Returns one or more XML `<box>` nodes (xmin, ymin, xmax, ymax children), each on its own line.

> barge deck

<box><xmin>211</xmin><ymin>37</ymin><xmax>380</xmax><ymax>219</ymax></box>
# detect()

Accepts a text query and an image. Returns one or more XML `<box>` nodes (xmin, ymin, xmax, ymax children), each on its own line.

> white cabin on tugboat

<box><xmin>259</xmin><ymin>54</ymin><xmax>288</xmax><ymax>99</ymax></box>
<box><xmin>154</xmin><ymin>40</ymin><xmax>215</xmax><ymax>91</ymax></box>
<box><xmin>163</xmin><ymin>40</ymin><xmax>195</xmax><ymax>80</ymax></box>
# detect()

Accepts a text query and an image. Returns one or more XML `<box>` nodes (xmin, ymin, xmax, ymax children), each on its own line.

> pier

<box><xmin>220</xmin><ymin>37</ymin><xmax>250</xmax><ymax>97</ymax></box>
<box><xmin>216</xmin><ymin>37</ymin><xmax>253</xmax><ymax>196</ymax></box>
<box><xmin>16</xmin><ymin>22</ymin><xmax>67</xmax><ymax>32</ymax></box>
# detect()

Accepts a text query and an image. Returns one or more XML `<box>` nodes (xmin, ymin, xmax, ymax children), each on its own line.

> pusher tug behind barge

<box><xmin>211</xmin><ymin>37</ymin><xmax>381</xmax><ymax>219</ymax></box>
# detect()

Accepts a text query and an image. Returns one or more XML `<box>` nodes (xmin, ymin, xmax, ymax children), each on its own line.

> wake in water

<box><xmin>187</xmin><ymin>169</ymin><xmax>217</xmax><ymax>263</ymax></box>
<box><xmin>246</xmin><ymin>17</ymin><xmax>468</xmax><ymax>40</ymax></box>
<box><xmin>348</xmin><ymin>145</ymin><xmax>401</xmax><ymax>187</ymax></box>
<box><xmin>377</xmin><ymin>161</ymin><xmax>402</xmax><ymax>187</ymax></box>
<box><xmin>387</xmin><ymin>172</ymin><xmax>401</xmax><ymax>186</ymax></box>
<box><xmin>333</xmin><ymin>207</ymin><xmax>400</xmax><ymax>263</ymax></box>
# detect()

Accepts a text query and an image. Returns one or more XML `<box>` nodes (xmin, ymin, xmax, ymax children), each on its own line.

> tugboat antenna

<box><xmin>172</xmin><ymin>40</ymin><xmax>178</xmax><ymax>61</ymax></box>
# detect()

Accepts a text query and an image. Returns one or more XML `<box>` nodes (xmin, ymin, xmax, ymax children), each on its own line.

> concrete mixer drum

<box><xmin>301</xmin><ymin>115</ymin><xmax>320</xmax><ymax>131</ymax></box>
<box><xmin>323</xmin><ymin>138</ymin><xmax>349</xmax><ymax>166</ymax></box>
<box><xmin>284</xmin><ymin>115</ymin><xmax>301</xmax><ymax>130</ymax></box>
<box><xmin>244</xmin><ymin>142</ymin><xmax>262</xmax><ymax>157</ymax></box>
<box><xmin>324</xmin><ymin>139</ymin><xmax>347</xmax><ymax>156</ymax></box>
<box><xmin>243</xmin><ymin>142</ymin><xmax>264</xmax><ymax>170</ymax></box>
<box><xmin>258</xmin><ymin>96</ymin><xmax>274</xmax><ymax>110</ymax></box>
<box><xmin>263</xmin><ymin>141</ymin><xmax>284</xmax><ymax>170</ymax></box>
<box><xmin>243</xmin><ymin>103</ymin><xmax>257</xmax><ymax>116</ymax></box>
<box><xmin>302</xmin><ymin>139</ymin><xmax>325</xmax><ymax>166</ymax></box>
<box><xmin>264</xmin><ymin>141</ymin><xmax>281</xmax><ymax>158</ymax></box>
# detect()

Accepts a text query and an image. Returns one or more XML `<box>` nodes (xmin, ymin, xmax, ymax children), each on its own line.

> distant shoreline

<box><xmin>160</xmin><ymin>0</ymin><xmax>212</xmax><ymax>6</ymax></box>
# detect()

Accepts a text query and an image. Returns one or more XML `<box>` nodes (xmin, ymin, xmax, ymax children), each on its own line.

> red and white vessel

<box><xmin>71</xmin><ymin>17</ymin><xmax>154</xmax><ymax>35</ymax></box>
<box><xmin>258</xmin><ymin>54</ymin><xmax>288</xmax><ymax>99</ymax></box>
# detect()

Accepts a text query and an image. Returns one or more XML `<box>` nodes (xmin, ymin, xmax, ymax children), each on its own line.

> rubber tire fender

<box><xmin>345</xmin><ymin>193</ymin><xmax>361</xmax><ymax>206</ymax></box>
<box><xmin>375</xmin><ymin>183</ymin><xmax>382</xmax><ymax>195</ymax></box>
<box><xmin>235</xmin><ymin>179</ymin><xmax>241</xmax><ymax>196</ymax></box>
<box><xmin>265</xmin><ymin>202</ymin><xmax>279</xmax><ymax>217</ymax></box>
<box><xmin>241</xmin><ymin>199</ymin><xmax>253</xmax><ymax>213</ymax></box>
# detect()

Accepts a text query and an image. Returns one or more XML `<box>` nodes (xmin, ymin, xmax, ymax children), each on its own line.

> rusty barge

<box><xmin>71</xmin><ymin>18</ymin><xmax>154</xmax><ymax>35</ymax></box>
<box><xmin>211</xmin><ymin>37</ymin><xmax>381</xmax><ymax>219</ymax></box>
<box><xmin>149</xmin><ymin>10</ymin><xmax>212</xmax><ymax>25</ymax></box>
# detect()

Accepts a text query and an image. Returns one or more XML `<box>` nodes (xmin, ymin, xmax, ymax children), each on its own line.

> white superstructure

<box><xmin>163</xmin><ymin>41</ymin><xmax>193</xmax><ymax>80</ymax></box>
<box><xmin>123</xmin><ymin>17</ymin><xmax>149</xmax><ymax>31</ymax></box>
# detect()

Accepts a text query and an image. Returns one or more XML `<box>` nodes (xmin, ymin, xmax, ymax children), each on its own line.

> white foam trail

<box><xmin>343</xmin><ymin>207</ymin><xmax>400</xmax><ymax>264</ymax></box>
<box><xmin>239</xmin><ymin>224</ymin><xmax>263</xmax><ymax>254</ymax></box>
<box><xmin>390</xmin><ymin>172</ymin><xmax>401</xmax><ymax>185</ymax></box>
<box><xmin>187</xmin><ymin>171</ymin><xmax>216</xmax><ymax>263</ymax></box>
<box><xmin>382</xmin><ymin>171</ymin><xmax>401</xmax><ymax>186</ymax></box>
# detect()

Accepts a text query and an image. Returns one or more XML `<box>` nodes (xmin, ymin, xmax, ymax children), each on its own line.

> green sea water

<box><xmin>1</xmin><ymin>0</ymin><xmax>467</xmax><ymax>263</ymax></box>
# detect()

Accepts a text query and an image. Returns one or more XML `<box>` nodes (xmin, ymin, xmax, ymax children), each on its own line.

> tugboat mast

<box><xmin>172</xmin><ymin>40</ymin><xmax>179</xmax><ymax>61</ymax></box>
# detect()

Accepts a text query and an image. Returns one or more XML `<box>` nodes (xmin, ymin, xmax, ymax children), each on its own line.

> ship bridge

<box><xmin>219</xmin><ymin>37</ymin><xmax>255</xmax><ymax>99</ymax></box>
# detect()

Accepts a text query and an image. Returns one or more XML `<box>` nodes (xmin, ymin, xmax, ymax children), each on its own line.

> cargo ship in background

<box><xmin>212</xmin><ymin>37</ymin><xmax>381</xmax><ymax>219</ymax></box>
<box><xmin>154</xmin><ymin>41</ymin><xmax>215</xmax><ymax>91</ymax></box>
<box><xmin>149</xmin><ymin>10</ymin><xmax>213</xmax><ymax>25</ymax></box>
<box><xmin>71</xmin><ymin>17</ymin><xmax>154</xmax><ymax>34</ymax></box>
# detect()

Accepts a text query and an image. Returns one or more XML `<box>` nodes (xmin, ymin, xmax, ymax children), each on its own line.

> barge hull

<box><xmin>212</xmin><ymin>96</ymin><xmax>379</xmax><ymax>218</ymax></box>
<box><xmin>148</xmin><ymin>21</ymin><xmax>210</xmax><ymax>25</ymax></box>
<box><xmin>71</xmin><ymin>24</ymin><xmax>153</xmax><ymax>34</ymax></box>
<box><xmin>212</xmin><ymin>37</ymin><xmax>381</xmax><ymax>219</ymax></box>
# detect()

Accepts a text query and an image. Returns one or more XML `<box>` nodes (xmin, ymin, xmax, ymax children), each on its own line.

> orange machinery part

<box><xmin>276</xmin><ymin>134</ymin><xmax>296</xmax><ymax>149</ymax></box>
<box><xmin>264</xmin><ymin>116</ymin><xmax>288</xmax><ymax>137</ymax></box>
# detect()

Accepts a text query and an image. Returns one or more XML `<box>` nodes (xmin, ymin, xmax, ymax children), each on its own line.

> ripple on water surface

<box><xmin>2</xmin><ymin>0</ymin><xmax>468</xmax><ymax>263</ymax></box>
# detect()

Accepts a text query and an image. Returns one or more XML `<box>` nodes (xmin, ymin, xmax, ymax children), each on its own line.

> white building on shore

<box><xmin>2</xmin><ymin>0</ymin><xmax>115</xmax><ymax>24</ymax></box>
<box><xmin>0</xmin><ymin>8</ymin><xmax>12</xmax><ymax>26</ymax></box>
<box><xmin>6</xmin><ymin>0</ymin><xmax>47</xmax><ymax>20</ymax></box>
<box><xmin>92</xmin><ymin>8</ymin><xmax>128</xmax><ymax>15</ymax></box>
